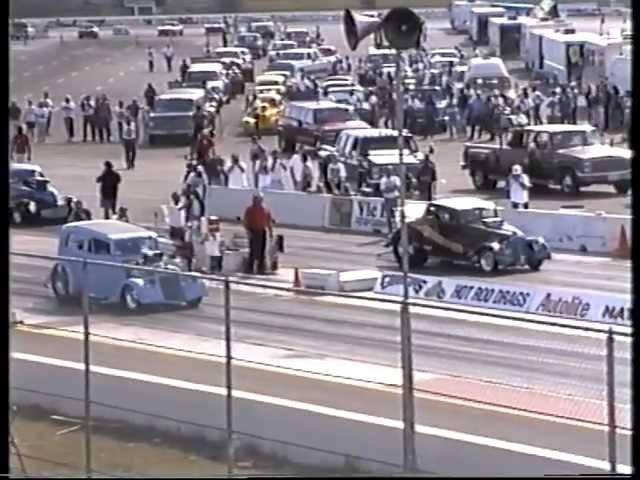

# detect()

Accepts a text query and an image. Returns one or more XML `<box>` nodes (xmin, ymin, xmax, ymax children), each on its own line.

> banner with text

<box><xmin>350</xmin><ymin>197</ymin><xmax>389</xmax><ymax>233</ymax></box>
<box><xmin>374</xmin><ymin>272</ymin><xmax>631</xmax><ymax>327</ymax></box>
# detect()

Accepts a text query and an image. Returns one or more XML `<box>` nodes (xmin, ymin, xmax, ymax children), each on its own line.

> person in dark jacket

<box><xmin>95</xmin><ymin>94</ymin><xmax>113</xmax><ymax>143</ymax></box>
<box><xmin>66</xmin><ymin>199</ymin><xmax>92</xmax><ymax>223</ymax></box>
<box><xmin>144</xmin><ymin>83</ymin><xmax>157</xmax><ymax>111</ymax></box>
<box><xmin>96</xmin><ymin>161</ymin><xmax>122</xmax><ymax>220</ymax></box>
<box><xmin>422</xmin><ymin>95</ymin><xmax>437</xmax><ymax>140</ymax></box>
<box><xmin>416</xmin><ymin>149</ymin><xmax>437</xmax><ymax>201</ymax></box>
<box><xmin>179</xmin><ymin>59</ymin><xmax>189</xmax><ymax>83</ymax></box>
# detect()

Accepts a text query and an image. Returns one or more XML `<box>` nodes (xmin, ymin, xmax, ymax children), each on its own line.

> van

<box><xmin>464</xmin><ymin>57</ymin><xmax>514</xmax><ymax>98</ymax></box>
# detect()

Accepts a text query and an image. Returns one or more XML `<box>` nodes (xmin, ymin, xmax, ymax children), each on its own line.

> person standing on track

<box><xmin>9</xmin><ymin>100</ymin><xmax>21</xmax><ymax>131</ymax></box>
<box><xmin>60</xmin><ymin>95</ymin><xmax>76</xmax><ymax>142</ymax></box>
<box><xmin>22</xmin><ymin>99</ymin><xmax>37</xmax><ymax>141</ymax></box>
<box><xmin>42</xmin><ymin>91</ymin><xmax>54</xmax><ymax>137</ymax></box>
<box><xmin>10</xmin><ymin>125</ymin><xmax>32</xmax><ymax>163</ymax></box>
<box><xmin>114</xmin><ymin>100</ymin><xmax>126</xmax><ymax>140</ymax></box>
<box><xmin>96</xmin><ymin>161</ymin><xmax>122</xmax><ymax>220</ymax></box>
<box><xmin>95</xmin><ymin>94</ymin><xmax>113</xmax><ymax>143</ymax></box>
<box><xmin>147</xmin><ymin>46</ymin><xmax>155</xmax><ymax>73</ymax></box>
<box><xmin>125</xmin><ymin>98</ymin><xmax>141</xmax><ymax>144</ymax></box>
<box><xmin>80</xmin><ymin>95</ymin><xmax>96</xmax><ymax>142</ymax></box>
<box><xmin>34</xmin><ymin>100</ymin><xmax>48</xmax><ymax>144</ymax></box>
<box><xmin>379</xmin><ymin>167</ymin><xmax>401</xmax><ymax>236</ymax></box>
<box><xmin>179</xmin><ymin>59</ymin><xmax>189</xmax><ymax>83</ymax></box>
<box><xmin>163</xmin><ymin>43</ymin><xmax>175</xmax><ymax>73</ymax></box>
<box><xmin>121</xmin><ymin>116</ymin><xmax>137</xmax><ymax>170</ymax></box>
<box><xmin>190</xmin><ymin>104</ymin><xmax>208</xmax><ymax>154</ymax></box>
<box><xmin>144</xmin><ymin>83</ymin><xmax>157</xmax><ymax>111</ymax></box>
<box><xmin>243</xmin><ymin>192</ymin><xmax>274</xmax><ymax>275</ymax></box>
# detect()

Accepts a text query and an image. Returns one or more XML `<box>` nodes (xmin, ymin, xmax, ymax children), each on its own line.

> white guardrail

<box><xmin>205</xmin><ymin>186</ymin><xmax>632</xmax><ymax>257</ymax></box>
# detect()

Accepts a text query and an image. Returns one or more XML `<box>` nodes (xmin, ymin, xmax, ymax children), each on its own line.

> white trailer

<box><xmin>519</xmin><ymin>16</ymin><xmax>572</xmax><ymax>71</ymax></box>
<box><xmin>581</xmin><ymin>34</ymin><xmax>631</xmax><ymax>86</ymax></box>
<box><xmin>470</xmin><ymin>6</ymin><xmax>506</xmax><ymax>46</ymax></box>
<box><xmin>607</xmin><ymin>49</ymin><xmax>631</xmax><ymax>94</ymax></box>
<box><xmin>538</xmin><ymin>29</ymin><xmax>598</xmax><ymax>84</ymax></box>
<box><xmin>449</xmin><ymin>0</ymin><xmax>490</xmax><ymax>33</ymax></box>
<box><xmin>488</xmin><ymin>16</ymin><xmax>522</xmax><ymax>58</ymax></box>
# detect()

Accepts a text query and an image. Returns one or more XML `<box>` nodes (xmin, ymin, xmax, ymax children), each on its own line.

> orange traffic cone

<box><xmin>293</xmin><ymin>267</ymin><xmax>302</xmax><ymax>288</ymax></box>
<box><xmin>612</xmin><ymin>225</ymin><xmax>631</xmax><ymax>259</ymax></box>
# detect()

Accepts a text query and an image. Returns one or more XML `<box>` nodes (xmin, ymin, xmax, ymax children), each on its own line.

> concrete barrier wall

<box><xmin>204</xmin><ymin>187</ymin><xmax>630</xmax><ymax>257</ymax></box>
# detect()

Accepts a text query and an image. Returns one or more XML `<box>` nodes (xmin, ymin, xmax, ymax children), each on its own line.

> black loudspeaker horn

<box><xmin>343</xmin><ymin>7</ymin><xmax>423</xmax><ymax>51</ymax></box>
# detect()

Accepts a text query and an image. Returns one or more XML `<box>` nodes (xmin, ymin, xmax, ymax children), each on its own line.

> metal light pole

<box><xmin>395</xmin><ymin>50</ymin><xmax>418</xmax><ymax>473</ymax></box>
<box><xmin>82</xmin><ymin>260</ymin><xmax>92</xmax><ymax>477</ymax></box>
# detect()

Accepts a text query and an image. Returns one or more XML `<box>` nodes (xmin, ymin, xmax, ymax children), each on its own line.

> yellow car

<box><xmin>254</xmin><ymin>73</ymin><xmax>288</xmax><ymax>97</ymax></box>
<box><xmin>241</xmin><ymin>93</ymin><xmax>284</xmax><ymax>135</ymax></box>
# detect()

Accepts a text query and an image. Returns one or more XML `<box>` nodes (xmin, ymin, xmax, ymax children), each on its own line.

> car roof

<box><xmin>237</xmin><ymin>32</ymin><xmax>261</xmax><ymax>37</ymax></box>
<box><xmin>188</xmin><ymin>62</ymin><xmax>225</xmax><ymax>72</ymax></box>
<box><xmin>431</xmin><ymin>197</ymin><xmax>497</xmax><ymax>211</ymax></box>
<box><xmin>11</xmin><ymin>163</ymin><xmax>42</xmax><ymax>172</ymax></box>
<box><xmin>340</xmin><ymin>128</ymin><xmax>405</xmax><ymax>138</ymax></box>
<box><xmin>265</xmin><ymin>69</ymin><xmax>292</xmax><ymax>77</ymax></box>
<box><xmin>471</xmin><ymin>6</ymin><xmax>506</xmax><ymax>14</ymax></box>
<box><xmin>215</xmin><ymin>47</ymin><xmax>247</xmax><ymax>53</ymax></box>
<box><xmin>158</xmin><ymin>89</ymin><xmax>203</xmax><ymax>100</ymax></box>
<box><xmin>524</xmin><ymin>124</ymin><xmax>595</xmax><ymax>133</ymax></box>
<box><xmin>281</xmin><ymin>48</ymin><xmax>317</xmax><ymax>53</ymax></box>
<box><xmin>256</xmin><ymin>73</ymin><xmax>286</xmax><ymax>80</ymax></box>
<box><xmin>62</xmin><ymin>220</ymin><xmax>157</xmax><ymax>239</ymax></box>
<box><xmin>327</xmin><ymin>86</ymin><xmax>364</xmax><ymax>93</ymax></box>
<box><xmin>288</xmin><ymin>100</ymin><xmax>349</xmax><ymax>110</ymax></box>
<box><xmin>367</xmin><ymin>47</ymin><xmax>396</xmax><ymax>55</ymax></box>
<box><xmin>285</xmin><ymin>28</ymin><xmax>308</xmax><ymax>33</ymax></box>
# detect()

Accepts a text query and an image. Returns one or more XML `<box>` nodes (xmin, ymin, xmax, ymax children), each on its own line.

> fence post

<box><xmin>605</xmin><ymin>327</ymin><xmax>617</xmax><ymax>474</ymax></box>
<box><xmin>224</xmin><ymin>278</ymin><xmax>234</xmax><ymax>475</ymax></box>
<box><xmin>82</xmin><ymin>259</ymin><xmax>92</xmax><ymax>477</ymax></box>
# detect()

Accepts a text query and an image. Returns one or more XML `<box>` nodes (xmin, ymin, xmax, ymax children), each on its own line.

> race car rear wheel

<box><xmin>392</xmin><ymin>229</ymin><xmax>429</xmax><ymax>270</ymax></box>
<box><xmin>51</xmin><ymin>265</ymin><xmax>71</xmax><ymax>302</ymax></box>
<box><xmin>121</xmin><ymin>285</ymin><xmax>141</xmax><ymax>312</ymax></box>
<box><xmin>527</xmin><ymin>257</ymin><xmax>544</xmax><ymax>271</ymax></box>
<box><xmin>478</xmin><ymin>249</ymin><xmax>498</xmax><ymax>273</ymax></box>
<box><xmin>186</xmin><ymin>297</ymin><xmax>203</xmax><ymax>308</ymax></box>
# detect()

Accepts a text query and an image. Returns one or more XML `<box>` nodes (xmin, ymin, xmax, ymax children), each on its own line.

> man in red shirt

<box><xmin>243</xmin><ymin>193</ymin><xmax>273</xmax><ymax>275</ymax></box>
<box><xmin>10</xmin><ymin>125</ymin><xmax>32</xmax><ymax>163</ymax></box>
<box><xmin>195</xmin><ymin>129</ymin><xmax>215</xmax><ymax>163</ymax></box>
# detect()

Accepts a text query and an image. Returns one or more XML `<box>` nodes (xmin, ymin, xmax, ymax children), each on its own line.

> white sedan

<box><xmin>157</xmin><ymin>21</ymin><xmax>184</xmax><ymax>37</ymax></box>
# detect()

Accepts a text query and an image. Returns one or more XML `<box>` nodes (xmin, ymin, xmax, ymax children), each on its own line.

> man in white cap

<box><xmin>508</xmin><ymin>164</ymin><xmax>531</xmax><ymax>210</ymax></box>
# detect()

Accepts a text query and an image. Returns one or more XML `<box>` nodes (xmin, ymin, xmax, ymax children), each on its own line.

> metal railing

<box><xmin>9</xmin><ymin>251</ymin><xmax>632</xmax><ymax>476</ymax></box>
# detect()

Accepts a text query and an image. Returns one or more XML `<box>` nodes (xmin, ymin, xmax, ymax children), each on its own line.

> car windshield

<box><xmin>415</xmin><ymin>89</ymin><xmax>445</xmax><ymax>103</ymax></box>
<box><xmin>252</xmin><ymin>24</ymin><xmax>273</xmax><ymax>33</ymax></box>
<box><xmin>329</xmin><ymin>91</ymin><xmax>365</xmax><ymax>103</ymax></box>
<box><xmin>10</xmin><ymin>169</ymin><xmax>45</xmax><ymax>182</ymax></box>
<box><xmin>366</xmin><ymin>53</ymin><xmax>396</xmax><ymax>65</ymax></box>
<box><xmin>552</xmin><ymin>130</ymin><xmax>598</xmax><ymax>148</ymax></box>
<box><xmin>258</xmin><ymin>78</ymin><xmax>282</xmax><ymax>87</ymax></box>
<box><xmin>113</xmin><ymin>236</ymin><xmax>159</xmax><ymax>256</ymax></box>
<box><xmin>267</xmin><ymin>63</ymin><xmax>295</xmax><ymax>74</ymax></box>
<box><xmin>467</xmin><ymin>76</ymin><xmax>511</xmax><ymax>91</ymax></box>
<box><xmin>237</xmin><ymin>34</ymin><xmax>259</xmax><ymax>44</ymax></box>
<box><xmin>362</xmin><ymin>135</ymin><xmax>418</xmax><ymax>153</ymax></box>
<box><xmin>458</xmin><ymin>207</ymin><xmax>499</xmax><ymax>223</ymax></box>
<box><xmin>314</xmin><ymin>107</ymin><xmax>355</xmax><ymax>124</ymax></box>
<box><xmin>186</xmin><ymin>70</ymin><xmax>221</xmax><ymax>83</ymax></box>
<box><xmin>431</xmin><ymin>51</ymin><xmax>458</xmax><ymax>59</ymax></box>
<box><xmin>215</xmin><ymin>50</ymin><xmax>241</xmax><ymax>59</ymax></box>
<box><xmin>453</xmin><ymin>69</ymin><xmax>466</xmax><ymax>83</ymax></box>
<box><xmin>286</xmin><ymin>31</ymin><xmax>308</xmax><ymax>40</ymax></box>
<box><xmin>272</xmin><ymin>42</ymin><xmax>296</xmax><ymax>51</ymax></box>
<box><xmin>154</xmin><ymin>98</ymin><xmax>194</xmax><ymax>113</ymax></box>
<box><xmin>278</xmin><ymin>51</ymin><xmax>308</xmax><ymax>61</ymax></box>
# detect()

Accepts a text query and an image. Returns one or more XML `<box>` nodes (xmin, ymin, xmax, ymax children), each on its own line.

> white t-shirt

<box><xmin>227</xmin><ymin>162</ymin><xmax>248</xmax><ymax>188</ymax></box>
<box><xmin>509</xmin><ymin>173</ymin><xmax>530</xmax><ymax>204</ymax></box>
<box><xmin>163</xmin><ymin>204</ymin><xmax>183</xmax><ymax>228</ymax></box>
<box><xmin>61</xmin><ymin>101</ymin><xmax>76</xmax><ymax>118</ymax></box>
<box><xmin>204</xmin><ymin>233</ymin><xmax>222</xmax><ymax>256</ymax></box>
<box><xmin>257</xmin><ymin>172</ymin><xmax>272</xmax><ymax>190</ymax></box>
<box><xmin>289</xmin><ymin>153</ymin><xmax>304</xmax><ymax>184</ymax></box>
<box><xmin>23</xmin><ymin>106</ymin><xmax>36</xmax><ymax>123</ymax></box>
<box><xmin>35</xmin><ymin>106</ymin><xmax>48</xmax><ymax>123</ymax></box>
<box><xmin>122</xmin><ymin>122</ymin><xmax>136</xmax><ymax>140</ymax></box>
<box><xmin>380</xmin><ymin>175</ymin><xmax>401</xmax><ymax>199</ymax></box>
<box><xmin>327</xmin><ymin>162</ymin><xmax>346</xmax><ymax>182</ymax></box>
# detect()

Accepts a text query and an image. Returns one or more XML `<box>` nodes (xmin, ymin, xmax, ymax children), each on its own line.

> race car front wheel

<box><xmin>51</xmin><ymin>265</ymin><xmax>71</xmax><ymax>302</ymax></box>
<box><xmin>478</xmin><ymin>248</ymin><xmax>498</xmax><ymax>273</ymax></box>
<box><xmin>121</xmin><ymin>285</ymin><xmax>141</xmax><ymax>312</ymax></box>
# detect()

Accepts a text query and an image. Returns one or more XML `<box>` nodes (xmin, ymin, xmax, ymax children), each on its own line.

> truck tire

<box><xmin>478</xmin><ymin>248</ymin><xmax>498</xmax><ymax>273</ymax></box>
<box><xmin>614</xmin><ymin>181</ymin><xmax>630</xmax><ymax>195</ymax></box>
<box><xmin>392</xmin><ymin>229</ymin><xmax>429</xmax><ymax>270</ymax></box>
<box><xmin>51</xmin><ymin>265</ymin><xmax>71</xmax><ymax>302</ymax></box>
<box><xmin>559</xmin><ymin>169</ymin><xmax>580</xmax><ymax>195</ymax></box>
<box><xmin>470</xmin><ymin>168</ymin><xmax>496</xmax><ymax>190</ymax></box>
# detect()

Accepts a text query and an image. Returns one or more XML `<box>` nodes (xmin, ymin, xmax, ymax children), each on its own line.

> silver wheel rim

<box><xmin>124</xmin><ymin>290</ymin><xmax>138</xmax><ymax>310</ymax></box>
<box><xmin>473</xmin><ymin>170</ymin><xmax>484</xmax><ymax>187</ymax></box>
<box><xmin>562</xmin><ymin>174</ymin><xmax>573</xmax><ymax>192</ymax></box>
<box><xmin>480</xmin><ymin>251</ymin><xmax>495</xmax><ymax>272</ymax></box>
<box><xmin>12</xmin><ymin>210</ymin><xmax>22</xmax><ymax>224</ymax></box>
<box><xmin>54</xmin><ymin>273</ymin><xmax>66</xmax><ymax>296</ymax></box>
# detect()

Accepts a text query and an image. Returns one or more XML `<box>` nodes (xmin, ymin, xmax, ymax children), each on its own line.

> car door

<box><xmin>62</xmin><ymin>232</ymin><xmax>87</xmax><ymax>294</ymax></box>
<box><xmin>528</xmin><ymin>132</ymin><xmax>553</xmax><ymax>181</ymax></box>
<box><xmin>86</xmin><ymin>237</ymin><xmax>120</xmax><ymax>300</ymax></box>
<box><xmin>342</xmin><ymin>136</ymin><xmax>360</xmax><ymax>183</ymax></box>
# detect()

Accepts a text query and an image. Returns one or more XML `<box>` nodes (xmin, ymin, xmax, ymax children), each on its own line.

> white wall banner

<box><xmin>375</xmin><ymin>271</ymin><xmax>631</xmax><ymax>327</ymax></box>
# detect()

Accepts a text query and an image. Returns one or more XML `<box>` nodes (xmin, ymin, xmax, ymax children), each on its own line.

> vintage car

<box><xmin>112</xmin><ymin>25</ymin><xmax>131</xmax><ymax>36</ymax></box>
<box><xmin>213</xmin><ymin>47</ymin><xmax>254</xmax><ymax>82</ymax></box>
<box><xmin>254</xmin><ymin>73</ymin><xmax>287</xmax><ymax>97</ymax></box>
<box><xmin>248</xmin><ymin>21</ymin><xmax>276</xmax><ymax>41</ymax></box>
<box><xmin>47</xmin><ymin>221</ymin><xmax>207</xmax><ymax>311</ymax></box>
<box><xmin>157</xmin><ymin>21</ymin><xmax>184</xmax><ymax>36</ymax></box>
<box><xmin>10</xmin><ymin>21</ymin><xmax>37</xmax><ymax>40</ymax></box>
<box><xmin>461</xmin><ymin>124</ymin><xmax>632</xmax><ymax>194</ymax></box>
<box><xmin>176</xmin><ymin>62</ymin><xmax>231</xmax><ymax>103</ymax></box>
<box><xmin>391</xmin><ymin>197</ymin><xmax>551</xmax><ymax>273</ymax></box>
<box><xmin>283</xmin><ymin>27</ymin><xmax>312</xmax><ymax>47</ymax></box>
<box><xmin>204</xmin><ymin>22</ymin><xmax>226</xmax><ymax>35</ymax></box>
<box><xmin>317</xmin><ymin>45</ymin><xmax>341</xmax><ymax>71</ymax></box>
<box><xmin>276</xmin><ymin>48</ymin><xmax>333</xmax><ymax>78</ymax></box>
<box><xmin>242</xmin><ymin>93</ymin><xmax>283</xmax><ymax>135</ymax></box>
<box><xmin>145</xmin><ymin>88</ymin><xmax>217</xmax><ymax>145</ymax></box>
<box><xmin>9</xmin><ymin>163</ymin><xmax>72</xmax><ymax>225</ymax></box>
<box><xmin>191</xmin><ymin>56</ymin><xmax>245</xmax><ymax>96</ymax></box>
<box><xmin>407</xmin><ymin>86</ymin><xmax>448</xmax><ymax>135</ymax></box>
<box><xmin>77</xmin><ymin>23</ymin><xmax>99</xmax><ymax>39</ymax></box>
